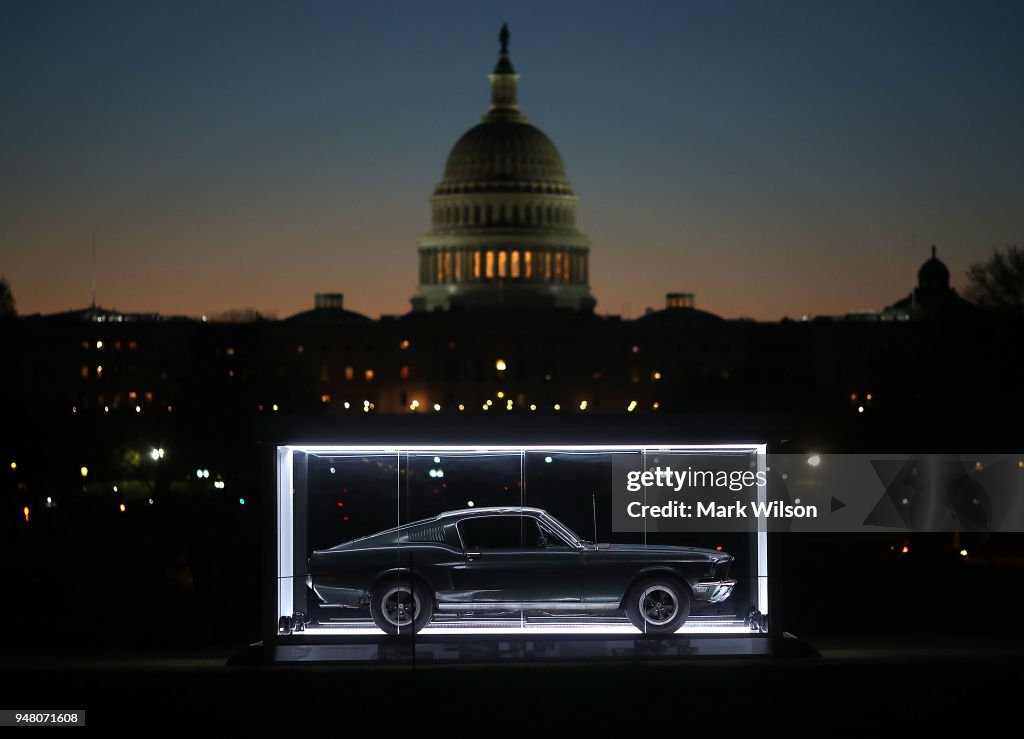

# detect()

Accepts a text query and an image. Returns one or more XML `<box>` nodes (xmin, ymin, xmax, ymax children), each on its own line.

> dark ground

<box><xmin>2</xmin><ymin>635</ymin><xmax>1023</xmax><ymax>733</ymax></box>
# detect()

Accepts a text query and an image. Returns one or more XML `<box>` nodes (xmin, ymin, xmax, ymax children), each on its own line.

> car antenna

<box><xmin>592</xmin><ymin>495</ymin><xmax>598</xmax><ymax>544</ymax></box>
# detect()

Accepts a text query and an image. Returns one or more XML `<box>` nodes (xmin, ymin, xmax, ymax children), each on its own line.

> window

<box><xmin>344</xmin><ymin>366</ymin><xmax>354</xmax><ymax>381</ymax></box>
<box><xmin>399</xmin><ymin>365</ymin><xmax>410</xmax><ymax>380</ymax></box>
<box><xmin>364</xmin><ymin>369</ymin><xmax>375</xmax><ymax>382</ymax></box>
<box><xmin>524</xmin><ymin>251</ymin><xmax>532</xmax><ymax>278</ymax></box>
<box><xmin>473</xmin><ymin>250</ymin><xmax>481</xmax><ymax>278</ymax></box>
<box><xmin>498</xmin><ymin>250</ymin><xmax>507</xmax><ymax>278</ymax></box>
<box><xmin>80</xmin><ymin>366</ymin><xmax>89</xmax><ymax>378</ymax></box>
<box><xmin>459</xmin><ymin>516</ymin><xmax>524</xmax><ymax>550</ymax></box>
<box><xmin>485</xmin><ymin>251</ymin><xmax>495</xmax><ymax>279</ymax></box>
<box><xmin>511</xmin><ymin>251</ymin><xmax>520</xmax><ymax>278</ymax></box>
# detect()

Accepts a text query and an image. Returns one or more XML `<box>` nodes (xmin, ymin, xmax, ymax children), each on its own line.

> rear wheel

<box><xmin>625</xmin><ymin>578</ymin><xmax>690</xmax><ymax>635</ymax></box>
<box><xmin>370</xmin><ymin>579</ymin><xmax>433</xmax><ymax>635</ymax></box>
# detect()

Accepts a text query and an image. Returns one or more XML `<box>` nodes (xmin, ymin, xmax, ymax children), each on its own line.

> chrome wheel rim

<box><xmin>639</xmin><ymin>585</ymin><xmax>678</xmax><ymax>626</ymax></box>
<box><xmin>381</xmin><ymin>585</ymin><xmax>419</xmax><ymax>628</ymax></box>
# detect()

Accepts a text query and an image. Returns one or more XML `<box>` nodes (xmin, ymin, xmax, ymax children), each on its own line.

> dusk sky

<box><xmin>2</xmin><ymin>0</ymin><xmax>1021</xmax><ymax>320</ymax></box>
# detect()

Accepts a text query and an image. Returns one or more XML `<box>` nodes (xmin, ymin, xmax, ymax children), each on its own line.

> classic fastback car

<box><xmin>307</xmin><ymin>506</ymin><xmax>736</xmax><ymax>635</ymax></box>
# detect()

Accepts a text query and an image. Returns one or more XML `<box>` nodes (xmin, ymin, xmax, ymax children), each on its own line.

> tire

<box><xmin>369</xmin><ymin>577</ymin><xmax>433</xmax><ymax>635</ymax></box>
<box><xmin>625</xmin><ymin>578</ymin><xmax>690</xmax><ymax>635</ymax></box>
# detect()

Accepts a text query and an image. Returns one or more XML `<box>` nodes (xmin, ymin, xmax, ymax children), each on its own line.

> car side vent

<box><xmin>407</xmin><ymin>525</ymin><xmax>445</xmax><ymax>544</ymax></box>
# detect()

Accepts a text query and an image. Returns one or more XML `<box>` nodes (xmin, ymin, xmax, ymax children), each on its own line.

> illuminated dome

<box><xmin>439</xmin><ymin>122</ymin><xmax>572</xmax><ymax>192</ymax></box>
<box><xmin>411</xmin><ymin>25</ymin><xmax>594</xmax><ymax>312</ymax></box>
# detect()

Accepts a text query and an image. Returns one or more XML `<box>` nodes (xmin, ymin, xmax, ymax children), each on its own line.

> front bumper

<box><xmin>692</xmin><ymin>578</ymin><xmax>737</xmax><ymax>604</ymax></box>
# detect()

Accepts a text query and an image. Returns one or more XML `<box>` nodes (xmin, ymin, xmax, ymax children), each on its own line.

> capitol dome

<box><xmin>440</xmin><ymin>121</ymin><xmax>572</xmax><ymax>191</ymax></box>
<box><xmin>411</xmin><ymin>25</ymin><xmax>594</xmax><ymax>312</ymax></box>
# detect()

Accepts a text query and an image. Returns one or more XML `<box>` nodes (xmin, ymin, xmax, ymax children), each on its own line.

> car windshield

<box><xmin>539</xmin><ymin>512</ymin><xmax>582</xmax><ymax>547</ymax></box>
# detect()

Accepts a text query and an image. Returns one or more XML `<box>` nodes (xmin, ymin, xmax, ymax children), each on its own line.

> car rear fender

<box><xmin>369</xmin><ymin>568</ymin><xmax>436</xmax><ymax>608</ymax></box>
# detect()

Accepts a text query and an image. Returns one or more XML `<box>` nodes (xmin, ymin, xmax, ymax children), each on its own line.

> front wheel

<box><xmin>369</xmin><ymin>579</ymin><xmax>433</xmax><ymax>635</ymax></box>
<box><xmin>625</xmin><ymin>578</ymin><xmax>690</xmax><ymax>635</ymax></box>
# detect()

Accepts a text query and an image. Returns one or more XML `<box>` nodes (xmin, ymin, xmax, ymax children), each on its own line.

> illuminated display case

<box><xmin>267</xmin><ymin>439</ymin><xmax>777</xmax><ymax>663</ymax></box>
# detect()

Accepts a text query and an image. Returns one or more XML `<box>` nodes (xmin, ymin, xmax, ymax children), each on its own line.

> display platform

<box><xmin>238</xmin><ymin>629</ymin><xmax>772</xmax><ymax>666</ymax></box>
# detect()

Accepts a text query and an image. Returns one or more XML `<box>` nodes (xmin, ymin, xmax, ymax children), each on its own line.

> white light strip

<box><xmin>276</xmin><ymin>447</ymin><xmax>294</xmax><ymax>626</ymax></box>
<box><xmin>288</xmin><ymin>444</ymin><xmax>762</xmax><ymax>454</ymax></box>
<box><xmin>298</xmin><ymin>621</ymin><xmax>755</xmax><ymax>636</ymax></box>
<box><xmin>757</xmin><ymin>443</ymin><xmax>769</xmax><ymax>617</ymax></box>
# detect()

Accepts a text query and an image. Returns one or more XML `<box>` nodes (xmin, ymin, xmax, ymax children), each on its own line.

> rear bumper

<box><xmin>692</xmin><ymin>578</ymin><xmax>737</xmax><ymax>604</ymax></box>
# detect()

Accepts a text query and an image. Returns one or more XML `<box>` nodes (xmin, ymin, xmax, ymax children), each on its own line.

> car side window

<box><xmin>459</xmin><ymin>516</ymin><xmax>523</xmax><ymax>550</ymax></box>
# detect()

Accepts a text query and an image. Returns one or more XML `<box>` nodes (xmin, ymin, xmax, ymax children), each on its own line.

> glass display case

<box><xmin>272</xmin><ymin>443</ymin><xmax>771</xmax><ymax>662</ymax></box>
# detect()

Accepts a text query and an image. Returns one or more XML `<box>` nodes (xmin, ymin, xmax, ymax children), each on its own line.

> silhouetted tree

<box><xmin>966</xmin><ymin>245</ymin><xmax>1024</xmax><ymax>318</ymax></box>
<box><xmin>0</xmin><ymin>276</ymin><xmax>15</xmax><ymax>317</ymax></box>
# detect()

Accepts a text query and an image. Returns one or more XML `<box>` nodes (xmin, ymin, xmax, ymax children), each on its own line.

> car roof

<box><xmin>435</xmin><ymin>506</ymin><xmax>547</xmax><ymax>520</ymax></box>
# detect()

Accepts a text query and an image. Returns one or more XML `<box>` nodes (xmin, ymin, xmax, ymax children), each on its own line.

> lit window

<box><xmin>226</xmin><ymin>347</ymin><xmax>235</xmax><ymax>356</ymax></box>
<box><xmin>498</xmin><ymin>250</ymin><xmax>507</xmax><ymax>278</ymax></box>
<box><xmin>344</xmin><ymin>366</ymin><xmax>354</xmax><ymax>381</ymax></box>
<box><xmin>399</xmin><ymin>339</ymin><xmax>410</xmax><ymax>350</ymax></box>
<box><xmin>524</xmin><ymin>251</ymin><xmax>532</xmax><ymax>278</ymax></box>
<box><xmin>399</xmin><ymin>366</ymin><xmax>410</xmax><ymax>380</ymax></box>
<box><xmin>364</xmin><ymin>369</ymin><xmax>374</xmax><ymax>382</ymax></box>
<box><xmin>128</xmin><ymin>391</ymin><xmax>137</xmax><ymax>400</ymax></box>
<box><xmin>511</xmin><ymin>251</ymin><xmax>520</xmax><ymax>278</ymax></box>
<box><xmin>486</xmin><ymin>251</ymin><xmax>495</xmax><ymax>279</ymax></box>
<box><xmin>129</xmin><ymin>341</ymin><xmax>137</xmax><ymax>350</ymax></box>
<box><xmin>321</xmin><ymin>394</ymin><xmax>330</xmax><ymax>404</ymax></box>
<box><xmin>145</xmin><ymin>391</ymin><xmax>153</xmax><ymax>401</ymax></box>
<box><xmin>81</xmin><ymin>366</ymin><xmax>89</xmax><ymax>378</ymax></box>
<box><xmin>474</xmin><ymin>251</ymin><xmax>481</xmax><ymax>279</ymax></box>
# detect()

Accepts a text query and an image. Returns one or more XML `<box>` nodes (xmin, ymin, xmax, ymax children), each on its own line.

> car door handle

<box><xmin>466</xmin><ymin>551</ymin><xmax>480</xmax><ymax>560</ymax></box>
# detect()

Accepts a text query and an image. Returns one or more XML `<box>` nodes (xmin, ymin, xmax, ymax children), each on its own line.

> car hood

<box><xmin>593</xmin><ymin>543</ymin><xmax>731</xmax><ymax>561</ymax></box>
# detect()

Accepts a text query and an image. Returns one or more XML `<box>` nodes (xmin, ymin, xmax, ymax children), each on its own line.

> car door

<box><xmin>450</xmin><ymin>514</ymin><xmax>582</xmax><ymax>604</ymax></box>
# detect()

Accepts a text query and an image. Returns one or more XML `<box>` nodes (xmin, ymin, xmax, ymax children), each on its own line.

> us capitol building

<box><xmin>412</xmin><ymin>25</ymin><xmax>594</xmax><ymax>313</ymax></box>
